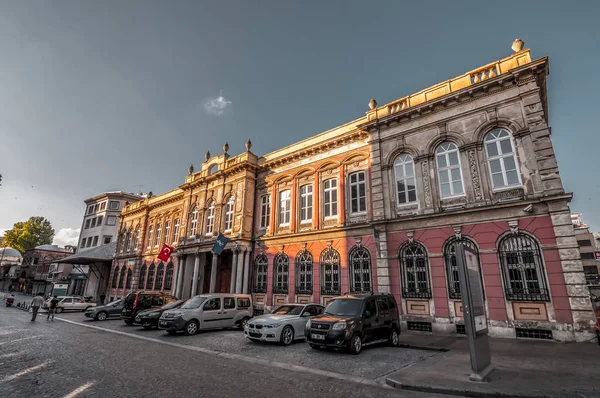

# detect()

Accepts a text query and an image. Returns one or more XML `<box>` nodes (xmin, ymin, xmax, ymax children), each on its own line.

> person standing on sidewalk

<box><xmin>30</xmin><ymin>293</ymin><xmax>44</xmax><ymax>321</ymax></box>
<box><xmin>47</xmin><ymin>296</ymin><xmax>59</xmax><ymax>321</ymax></box>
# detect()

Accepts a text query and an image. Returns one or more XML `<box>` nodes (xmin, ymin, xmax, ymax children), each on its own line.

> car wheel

<box><xmin>96</xmin><ymin>312</ymin><xmax>108</xmax><ymax>321</ymax></box>
<box><xmin>238</xmin><ymin>317</ymin><xmax>250</xmax><ymax>330</ymax></box>
<box><xmin>167</xmin><ymin>330</ymin><xmax>177</xmax><ymax>335</ymax></box>
<box><xmin>309</xmin><ymin>344</ymin><xmax>321</xmax><ymax>350</ymax></box>
<box><xmin>184</xmin><ymin>320</ymin><xmax>199</xmax><ymax>335</ymax></box>
<box><xmin>280</xmin><ymin>325</ymin><xmax>294</xmax><ymax>346</ymax></box>
<box><xmin>124</xmin><ymin>319</ymin><xmax>133</xmax><ymax>326</ymax></box>
<box><xmin>389</xmin><ymin>328</ymin><xmax>400</xmax><ymax>347</ymax></box>
<box><xmin>56</xmin><ymin>307</ymin><xmax>64</xmax><ymax>313</ymax></box>
<box><xmin>348</xmin><ymin>334</ymin><xmax>362</xmax><ymax>355</ymax></box>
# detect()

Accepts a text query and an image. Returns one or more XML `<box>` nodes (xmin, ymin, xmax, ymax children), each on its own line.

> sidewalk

<box><xmin>390</xmin><ymin>333</ymin><xmax>600</xmax><ymax>397</ymax></box>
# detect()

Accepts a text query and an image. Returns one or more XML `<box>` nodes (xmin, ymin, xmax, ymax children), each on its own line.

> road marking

<box><xmin>0</xmin><ymin>352</ymin><xmax>21</xmax><ymax>359</ymax></box>
<box><xmin>0</xmin><ymin>336</ymin><xmax>41</xmax><ymax>346</ymax></box>
<box><xmin>0</xmin><ymin>361</ymin><xmax>50</xmax><ymax>383</ymax></box>
<box><xmin>63</xmin><ymin>381</ymin><xmax>95</xmax><ymax>398</ymax></box>
<box><xmin>0</xmin><ymin>330</ymin><xmax>20</xmax><ymax>336</ymax></box>
<box><xmin>56</xmin><ymin>318</ymin><xmax>381</xmax><ymax>387</ymax></box>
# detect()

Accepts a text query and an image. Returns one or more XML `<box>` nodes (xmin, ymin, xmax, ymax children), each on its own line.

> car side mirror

<box><xmin>302</xmin><ymin>312</ymin><xmax>311</xmax><ymax>317</ymax></box>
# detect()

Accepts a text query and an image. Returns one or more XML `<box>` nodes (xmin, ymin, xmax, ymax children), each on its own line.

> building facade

<box><xmin>109</xmin><ymin>40</ymin><xmax>595</xmax><ymax>341</ymax></box>
<box><xmin>571</xmin><ymin>214</ymin><xmax>599</xmax><ymax>284</ymax></box>
<box><xmin>18</xmin><ymin>245</ymin><xmax>77</xmax><ymax>295</ymax></box>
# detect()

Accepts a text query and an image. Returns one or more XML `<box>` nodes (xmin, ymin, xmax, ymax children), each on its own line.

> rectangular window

<box><xmin>103</xmin><ymin>236</ymin><xmax>112</xmax><ymax>244</ymax></box>
<box><xmin>224</xmin><ymin>199</ymin><xmax>234</xmax><ymax>231</ymax></box>
<box><xmin>97</xmin><ymin>215</ymin><xmax>103</xmax><ymax>226</ymax></box>
<box><xmin>109</xmin><ymin>201</ymin><xmax>120</xmax><ymax>210</ymax></box>
<box><xmin>349</xmin><ymin>172</ymin><xmax>367</xmax><ymax>214</ymax></box>
<box><xmin>259</xmin><ymin>195</ymin><xmax>270</xmax><ymax>229</ymax></box>
<box><xmin>91</xmin><ymin>218</ymin><xmax>96</xmax><ymax>228</ymax></box>
<box><xmin>154</xmin><ymin>223</ymin><xmax>162</xmax><ymax>247</ymax></box>
<box><xmin>99</xmin><ymin>202</ymin><xmax>106</xmax><ymax>211</ymax></box>
<box><xmin>80</xmin><ymin>238</ymin><xmax>86</xmax><ymax>248</ymax></box>
<box><xmin>106</xmin><ymin>216</ymin><xmax>117</xmax><ymax>226</ymax></box>
<box><xmin>163</xmin><ymin>221</ymin><xmax>170</xmax><ymax>245</ymax></box>
<box><xmin>86</xmin><ymin>239</ymin><xmax>92</xmax><ymax>248</ymax></box>
<box><xmin>93</xmin><ymin>204</ymin><xmax>98</xmax><ymax>213</ymax></box>
<box><xmin>92</xmin><ymin>236</ymin><xmax>99</xmax><ymax>246</ymax></box>
<box><xmin>279</xmin><ymin>190</ymin><xmax>291</xmax><ymax>225</ymax></box>
<box><xmin>584</xmin><ymin>266</ymin><xmax>599</xmax><ymax>275</ymax></box>
<box><xmin>323</xmin><ymin>179</ymin><xmax>338</xmax><ymax>218</ymax></box>
<box><xmin>147</xmin><ymin>226</ymin><xmax>153</xmax><ymax>248</ymax></box>
<box><xmin>581</xmin><ymin>252</ymin><xmax>595</xmax><ymax>260</ymax></box>
<box><xmin>205</xmin><ymin>206</ymin><xmax>215</xmax><ymax>235</ymax></box>
<box><xmin>578</xmin><ymin>240</ymin><xmax>592</xmax><ymax>247</ymax></box>
<box><xmin>172</xmin><ymin>219</ymin><xmax>180</xmax><ymax>244</ymax></box>
<box><xmin>87</xmin><ymin>206</ymin><xmax>94</xmax><ymax>215</ymax></box>
<box><xmin>85</xmin><ymin>219</ymin><xmax>91</xmax><ymax>229</ymax></box>
<box><xmin>300</xmin><ymin>185</ymin><xmax>313</xmax><ymax>222</ymax></box>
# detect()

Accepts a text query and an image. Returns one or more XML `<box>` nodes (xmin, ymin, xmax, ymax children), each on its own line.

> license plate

<box><xmin>135</xmin><ymin>318</ymin><xmax>141</xmax><ymax>322</ymax></box>
<box><xmin>159</xmin><ymin>321</ymin><xmax>167</xmax><ymax>326</ymax></box>
<box><xmin>312</xmin><ymin>334</ymin><xmax>325</xmax><ymax>340</ymax></box>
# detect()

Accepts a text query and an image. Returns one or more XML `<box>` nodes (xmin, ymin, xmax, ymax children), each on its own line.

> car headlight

<box><xmin>165</xmin><ymin>311</ymin><xmax>185</xmax><ymax>318</ymax></box>
<box><xmin>306</xmin><ymin>319</ymin><xmax>312</xmax><ymax>328</ymax></box>
<box><xmin>264</xmin><ymin>323</ymin><xmax>281</xmax><ymax>329</ymax></box>
<box><xmin>147</xmin><ymin>312</ymin><xmax>161</xmax><ymax>317</ymax></box>
<box><xmin>332</xmin><ymin>322</ymin><xmax>347</xmax><ymax>330</ymax></box>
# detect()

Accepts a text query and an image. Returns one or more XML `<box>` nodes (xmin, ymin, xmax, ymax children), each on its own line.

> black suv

<box><xmin>121</xmin><ymin>291</ymin><xmax>178</xmax><ymax>325</ymax></box>
<box><xmin>305</xmin><ymin>294</ymin><xmax>401</xmax><ymax>354</ymax></box>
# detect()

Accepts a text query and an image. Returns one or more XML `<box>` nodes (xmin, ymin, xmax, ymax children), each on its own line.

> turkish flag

<box><xmin>158</xmin><ymin>244</ymin><xmax>174</xmax><ymax>262</ymax></box>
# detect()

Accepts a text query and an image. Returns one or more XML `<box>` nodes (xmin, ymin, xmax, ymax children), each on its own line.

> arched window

<box><xmin>394</xmin><ymin>154</ymin><xmax>417</xmax><ymax>205</ymax></box>
<box><xmin>146</xmin><ymin>263</ymin><xmax>155</xmax><ymax>290</ymax></box>
<box><xmin>133</xmin><ymin>228</ymin><xmax>140</xmax><ymax>251</ymax></box>
<box><xmin>253</xmin><ymin>254</ymin><xmax>268</xmax><ymax>293</ymax></box>
<box><xmin>125</xmin><ymin>232</ymin><xmax>132</xmax><ymax>252</ymax></box>
<box><xmin>138</xmin><ymin>264</ymin><xmax>147</xmax><ymax>289</ymax></box>
<box><xmin>435</xmin><ymin>143</ymin><xmax>464</xmax><ymax>198</ymax></box>
<box><xmin>189</xmin><ymin>207</ymin><xmax>198</xmax><ymax>236</ymax></box>
<box><xmin>498</xmin><ymin>234</ymin><xmax>549</xmax><ymax>301</ymax></box>
<box><xmin>399</xmin><ymin>242</ymin><xmax>431</xmax><ymax>298</ymax></box>
<box><xmin>273</xmin><ymin>253</ymin><xmax>289</xmax><ymax>294</ymax></box>
<box><xmin>125</xmin><ymin>267</ymin><xmax>132</xmax><ymax>289</ymax></box>
<box><xmin>320</xmin><ymin>247</ymin><xmax>340</xmax><ymax>295</ymax></box>
<box><xmin>224</xmin><ymin>197</ymin><xmax>235</xmax><ymax>231</ymax></box>
<box><xmin>349</xmin><ymin>246</ymin><xmax>372</xmax><ymax>293</ymax></box>
<box><xmin>484</xmin><ymin>128</ymin><xmax>521</xmax><ymax>189</ymax></box>
<box><xmin>164</xmin><ymin>263</ymin><xmax>174</xmax><ymax>290</ymax></box>
<box><xmin>146</xmin><ymin>226</ymin><xmax>153</xmax><ymax>248</ymax></box>
<box><xmin>295</xmin><ymin>250</ymin><xmax>313</xmax><ymax>294</ymax></box>
<box><xmin>117</xmin><ymin>266</ymin><xmax>126</xmax><ymax>288</ymax></box>
<box><xmin>155</xmin><ymin>262</ymin><xmax>164</xmax><ymax>290</ymax></box>
<box><xmin>208</xmin><ymin>164</ymin><xmax>218</xmax><ymax>175</ymax></box>
<box><xmin>205</xmin><ymin>203</ymin><xmax>215</xmax><ymax>235</ymax></box>
<box><xmin>111</xmin><ymin>266</ymin><xmax>119</xmax><ymax>288</ymax></box>
<box><xmin>443</xmin><ymin>237</ymin><xmax>479</xmax><ymax>299</ymax></box>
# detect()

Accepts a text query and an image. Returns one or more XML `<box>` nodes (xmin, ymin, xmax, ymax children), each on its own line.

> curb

<box><xmin>398</xmin><ymin>343</ymin><xmax>449</xmax><ymax>352</ymax></box>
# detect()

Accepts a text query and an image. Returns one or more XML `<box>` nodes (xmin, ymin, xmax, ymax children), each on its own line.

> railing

<box><xmin>505</xmin><ymin>288</ymin><xmax>550</xmax><ymax>302</ymax></box>
<box><xmin>401</xmin><ymin>288</ymin><xmax>432</xmax><ymax>299</ymax></box>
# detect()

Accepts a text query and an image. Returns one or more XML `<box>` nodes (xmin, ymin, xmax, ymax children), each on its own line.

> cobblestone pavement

<box><xmin>0</xmin><ymin>305</ymin><xmax>447</xmax><ymax>398</ymax></box>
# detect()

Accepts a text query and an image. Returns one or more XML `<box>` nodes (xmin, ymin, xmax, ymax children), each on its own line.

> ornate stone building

<box><xmin>108</xmin><ymin>40</ymin><xmax>595</xmax><ymax>341</ymax></box>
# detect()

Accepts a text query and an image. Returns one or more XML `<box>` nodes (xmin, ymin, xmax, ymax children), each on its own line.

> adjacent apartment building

<box><xmin>107</xmin><ymin>40</ymin><xmax>595</xmax><ymax>342</ymax></box>
<box><xmin>572</xmin><ymin>213</ymin><xmax>599</xmax><ymax>284</ymax></box>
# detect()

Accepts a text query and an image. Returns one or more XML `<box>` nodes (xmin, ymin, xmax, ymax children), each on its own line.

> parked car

<box><xmin>158</xmin><ymin>294</ymin><xmax>252</xmax><ymax>335</ymax></box>
<box><xmin>304</xmin><ymin>294</ymin><xmax>401</xmax><ymax>355</ymax></box>
<box><xmin>45</xmin><ymin>296</ymin><xmax>97</xmax><ymax>313</ymax></box>
<box><xmin>85</xmin><ymin>299</ymin><xmax>124</xmax><ymax>321</ymax></box>
<box><xmin>121</xmin><ymin>291</ymin><xmax>178</xmax><ymax>326</ymax></box>
<box><xmin>134</xmin><ymin>300</ymin><xmax>185</xmax><ymax>329</ymax></box>
<box><xmin>244</xmin><ymin>303</ymin><xmax>324</xmax><ymax>345</ymax></box>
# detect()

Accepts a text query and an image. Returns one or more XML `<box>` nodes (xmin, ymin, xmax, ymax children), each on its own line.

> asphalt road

<box><xmin>0</xmin><ymin>304</ymin><xmax>446</xmax><ymax>398</ymax></box>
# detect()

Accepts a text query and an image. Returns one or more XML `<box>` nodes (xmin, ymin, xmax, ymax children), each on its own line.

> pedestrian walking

<box><xmin>30</xmin><ymin>293</ymin><xmax>44</xmax><ymax>321</ymax></box>
<box><xmin>47</xmin><ymin>296</ymin><xmax>59</xmax><ymax>321</ymax></box>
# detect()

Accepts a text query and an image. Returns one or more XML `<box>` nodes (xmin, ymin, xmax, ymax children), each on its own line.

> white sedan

<box><xmin>244</xmin><ymin>303</ymin><xmax>324</xmax><ymax>346</ymax></box>
<box><xmin>46</xmin><ymin>296</ymin><xmax>97</xmax><ymax>313</ymax></box>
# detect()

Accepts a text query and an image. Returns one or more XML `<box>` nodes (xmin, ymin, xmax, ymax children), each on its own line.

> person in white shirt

<box><xmin>30</xmin><ymin>293</ymin><xmax>44</xmax><ymax>321</ymax></box>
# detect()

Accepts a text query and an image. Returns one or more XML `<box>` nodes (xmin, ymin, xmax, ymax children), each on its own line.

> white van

<box><xmin>158</xmin><ymin>293</ymin><xmax>252</xmax><ymax>335</ymax></box>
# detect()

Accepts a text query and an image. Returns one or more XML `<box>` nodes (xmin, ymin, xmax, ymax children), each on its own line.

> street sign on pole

<box><xmin>453</xmin><ymin>240</ymin><xmax>495</xmax><ymax>382</ymax></box>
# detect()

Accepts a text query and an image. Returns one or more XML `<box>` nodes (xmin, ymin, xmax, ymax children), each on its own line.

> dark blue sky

<box><xmin>1</xmin><ymin>0</ymin><xmax>599</xmax><ymax>245</ymax></box>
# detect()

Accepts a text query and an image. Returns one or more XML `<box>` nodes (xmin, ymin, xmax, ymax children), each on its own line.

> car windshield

<box><xmin>273</xmin><ymin>305</ymin><xmax>303</xmax><ymax>315</ymax></box>
<box><xmin>181</xmin><ymin>296</ymin><xmax>207</xmax><ymax>309</ymax></box>
<box><xmin>324</xmin><ymin>299</ymin><xmax>363</xmax><ymax>316</ymax></box>
<box><xmin>161</xmin><ymin>300</ymin><xmax>183</xmax><ymax>310</ymax></box>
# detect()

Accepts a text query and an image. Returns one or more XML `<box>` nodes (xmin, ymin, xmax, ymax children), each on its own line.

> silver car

<box><xmin>244</xmin><ymin>303</ymin><xmax>324</xmax><ymax>346</ymax></box>
<box><xmin>50</xmin><ymin>296</ymin><xmax>97</xmax><ymax>313</ymax></box>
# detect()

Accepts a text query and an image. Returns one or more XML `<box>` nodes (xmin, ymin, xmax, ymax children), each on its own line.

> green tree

<box><xmin>1</xmin><ymin>217</ymin><xmax>55</xmax><ymax>253</ymax></box>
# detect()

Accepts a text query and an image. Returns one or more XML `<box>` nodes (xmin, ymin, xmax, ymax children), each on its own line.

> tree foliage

<box><xmin>1</xmin><ymin>217</ymin><xmax>55</xmax><ymax>254</ymax></box>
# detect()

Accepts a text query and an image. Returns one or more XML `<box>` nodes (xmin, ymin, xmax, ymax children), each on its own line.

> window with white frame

<box><xmin>92</xmin><ymin>236</ymin><xmax>99</xmax><ymax>246</ymax></box>
<box><xmin>484</xmin><ymin>128</ymin><xmax>521</xmax><ymax>189</ymax></box>
<box><xmin>299</xmin><ymin>185</ymin><xmax>313</xmax><ymax>222</ymax></box>
<box><xmin>435</xmin><ymin>143</ymin><xmax>464</xmax><ymax>198</ymax></box>
<box><xmin>133</xmin><ymin>228</ymin><xmax>140</xmax><ymax>250</ymax></box>
<box><xmin>85</xmin><ymin>219</ymin><xmax>91</xmax><ymax>229</ymax></box>
<box><xmin>91</xmin><ymin>218</ymin><xmax>97</xmax><ymax>228</ymax></box>
<box><xmin>323</xmin><ymin>179</ymin><xmax>338</xmax><ymax>218</ymax></box>
<box><xmin>146</xmin><ymin>226</ymin><xmax>153</xmax><ymax>248</ymax></box>
<box><xmin>189</xmin><ymin>207</ymin><xmax>198</xmax><ymax>236</ymax></box>
<box><xmin>348</xmin><ymin>172</ymin><xmax>367</xmax><ymax>214</ymax></box>
<box><xmin>224</xmin><ymin>197</ymin><xmax>234</xmax><ymax>231</ymax></box>
<box><xmin>99</xmin><ymin>202</ymin><xmax>106</xmax><ymax>211</ymax></box>
<box><xmin>80</xmin><ymin>238</ymin><xmax>86</xmax><ymax>248</ymax></box>
<box><xmin>163</xmin><ymin>220</ymin><xmax>170</xmax><ymax>245</ymax></box>
<box><xmin>87</xmin><ymin>206</ymin><xmax>94</xmax><ymax>215</ymax></box>
<box><xmin>205</xmin><ymin>203</ymin><xmax>215</xmax><ymax>235</ymax></box>
<box><xmin>172</xmin><ymin>219</ymin><xmax>179</xmax><ymax>244</ymax></box>
<box><xmin>125</xmin><ymin>232</ymin><xmax>132</xmax><ymax>252</ymax></box>
<box><xmin>97</xmin><ymin>215</ymin><xmax>103</xmax><ymax>226</ymax></box>
<box><xmin>394</xmin><ymin>154</ymin><xmax>417</xmax><ymax>205</ymax></box>
<box><xmin>106</xmin><ymin>216</ymin><xmax>117</xmax><ymax>226</ymax></box>
<box><xmin>154</xmin><ymin>223</ymin><xmax>162</xmax><ymax>247</ymax></box>
<box><xmin>109</xmin><ymin>201</ymin><xmax>119</xmax><ymax>210</ymax></box>
<box><xmin>259</xmin><ymin>195</ymin><xmax>270</xmax><ymax>229</ymax></box>
<box><xmin>279</xmin><ymin>190</ymin><xmax>291</xmax><ymax>226</ymax></box>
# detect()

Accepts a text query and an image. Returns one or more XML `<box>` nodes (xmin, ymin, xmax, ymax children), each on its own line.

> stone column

<box><xmin>191</xmin><ymin>253</ymin><xmax>201</xmax><ymax>297</ymax></box>
<box><xmin>242</xmin><ymin>249</ymin><xmax>251</xmax><ymax>294</ymax></box>
<box><xmin>210</xmin><ymin>254</ymin><xmax>218</xmax><ymax>293</ymax></box>
<box><xmin>198</xmin><ymin>253</ymin><xmax>206</xmax><ymax>294</ymax></box>
<box><xmin>230</xmin><ymin>249</ymin><xmax>239</xmax><ymax>293</ymax></box>
<box><xmin>175</xmin><ymin>255</ymin><xmax>185</xmax><ymax>298</ymax></box>
<box><xmin>235</xmin><ymin>249</ymin><xmax>245</xmax><ymax>293</ymax></box>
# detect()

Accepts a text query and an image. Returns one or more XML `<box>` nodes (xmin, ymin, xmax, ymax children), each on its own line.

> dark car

<box><xmin>121</xmin><ymin>291</ymin><xmax>178</xmax><ymax>325</ymax></box>
<box><xmin>85</xmin><ymin>299</ymin><xmax>124</xmax><ymax>321</ymax></box>
<box><xmin>304</xmin><ymin>294</ymin><xmax>401</xmax><ymax>355</ymax></box>
<box><xmin>134</xmin><ymin>300</ymin><xmax>185</xmax><ymax>329</ymax></box>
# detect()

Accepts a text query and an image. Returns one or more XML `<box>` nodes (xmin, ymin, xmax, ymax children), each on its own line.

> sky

<box><xmin>0</xmin><ymin>0</ymin><xmax>599</xmax><ymax>246</ymax></box>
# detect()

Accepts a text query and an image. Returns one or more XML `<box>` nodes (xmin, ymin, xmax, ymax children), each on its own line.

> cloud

<box><xmin>204</xmin><ymin>91</ymin><xmax>232</xmax><ymax>116</ymax></box>
<box><xmin>53</xmin><ymin>228</ymin><xmax>80</xmax><ymax>247</ymax></box>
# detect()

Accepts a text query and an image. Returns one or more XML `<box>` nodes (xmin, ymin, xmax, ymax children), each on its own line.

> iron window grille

<box><xmin>253</xmin><ymin>254</ymin><xmax>268</xmax><ymax>293</ymax></box>
<box><xmin>125</xmin><ymin>268</ymin><xmax>132</xmax><ymax>289</ymax></box>
<box><xmin>320</xmin><ymin>247</ymin><xmax>341</xmax><ymax>295</ymax></box>
<box><xmin>295</xmin><ymin>250</ymin><xmax>313</xmax><ymax>294</ymax></box>
<box><xmin>154</xmin><ymin>263</ymin><xmax>164</xmax><ymax>290</ymax></box>
<box><xmin>164</xmin><ymin>263</ymin><xmax>174</xmax><ymax>290</ymax></box>
<box><xmin>138</xmin><ymin>265</ymin><xmax>147</xmax><ymax>289</ymax></box>
<box><xmin>399</xmin><ymin>242</ymin><xmax>432</xmax><ymax>299</ymax></box>
<box><xmin>443</xmin><ymin>237</ymin><xmax>479</xmax><ymax>300</ymax></box>
<box><xmin>349</xmin><ymin>246</ymin><xmax>372</xmax><ymax>293</ymax></box>
<box><xmin>407</xmin><ymin>321</ymin><xmax>432</xmax><ymax>332</ymax></box>
<box><xmin>117</xmin><ymin>266</ymin><xmax>126</xmax><ymax>289</ymax></box>
<box><xmin>273</xmin><ymin>253</ymin><xmax>289</xmax><ymax>294</ymax></box>
<box><xmin>145</xmin><ymin>264</ymin><xmax>155</xmax><ymax>290</ymax></box>
<box><xmin>499</xmin><ymin>234</ymin><xmax>549</xmax><ymax>302</ymax></box>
